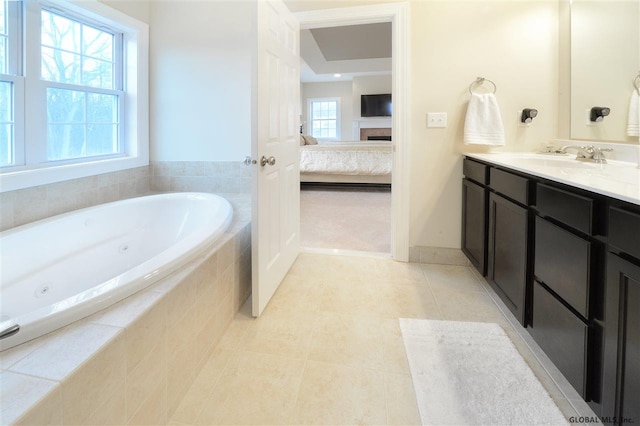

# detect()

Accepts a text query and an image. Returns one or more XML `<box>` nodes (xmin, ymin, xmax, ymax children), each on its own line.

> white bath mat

<box><xmin>400</xmin><ymin>319</ymin><xmax>568</xmax><ymax>425</ymax></box>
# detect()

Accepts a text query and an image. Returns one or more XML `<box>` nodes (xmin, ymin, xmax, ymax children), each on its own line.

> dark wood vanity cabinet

<box><xmin>601</xmin><ymin>205</ymin><xmax>640</xmax><ymax>426</ymax></box>
<box><xmin>602</xmin><ymin>253</ymin><xmax>640</xmax><ymax>426</ymax></box>
<box><xmin>462</xmin><ymin>159</ymin><xmax>489</xmax><ymax>275</ymax></box>
<box><xmin>487</xmin><ymin>191</ymin><xmax>529</xmax><ymax>326</ymax></box>
<box><xmin>461</xmin><ymin>155</ymin><xmax>640</xmax><ymax>418</ymax></box>
<box><xmin>462</xmin><ymin>178</ymin><xmax>488</xmax><ymax>275</ymax></box>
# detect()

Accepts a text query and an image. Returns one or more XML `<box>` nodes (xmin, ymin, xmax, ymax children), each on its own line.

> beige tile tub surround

<box><xmin>0</xmin><ymin>167</ymin><xmax>150</xmax><ymax>232</ymax></box>
<box><xmin>151</xmin><ymin>161</ymin><xmax>251</xmax><ymax>194</ymax></box>
<box><xmin>0</xmin><ymin>209</ymin><xmax>251</xmax><ymax>426</ymax></box>
<box><xmin>0</xmin><ymin>161</ymin><xmax>249</xmax><ymax>232</ymax></box>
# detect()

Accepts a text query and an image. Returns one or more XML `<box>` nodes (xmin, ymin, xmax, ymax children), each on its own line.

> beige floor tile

<box><xmin>308</xmin><ymin>312</ymin><xmax>385</xmax><ymax>370</ymax></box>
<box><xmin>319</xmin><ymin>277</ymin><xmax>389</xmax><ymax>317</ymax></box>
<box><xmin>170</xmin><ymin>347</ymin><xmax>235</xmax><ymax>425</ymax></box>
<box><xmin>430</xmin><ymin>286</ymin><xmax>511</xmax><ymax>327</ymax></box>
<box><xmin>372</xmin><ymin>259</ymin><xmax>427</xmax><ymax>284</ymax></box>
<box><xmin>378</xmin><ymin>281</ymin><xmax>443</xmax><ymax>319</ymax></box>
<box><xmin>293</xmin><ymin>360</ymin><xmax>387</xmax><ymax>425</ymax></box>
<box><xmin>422</xmin><ymin>263</ymin><xmax>486</xmax><ymax>293</ymax></box>
<box><xmin>385</xmin><ymin>373</ymin><xmax>421</xmax><ymax>425</ymax></box>
<box><xmin>240</xmin><ymin>313</ymin><xmax>314</xmax><ymax>360</ymax></box>
<box><xmin>175</xmin><ymin>252</ymin><xmax>583</xmax><ymax>426</ymax></box>
<box><xmin>196</xmin><ymin>351</ymin><xmax>305</xmax><ymax>425</ymax></box>
<box><xmin>382</xmin><ymin>334</ymin><xmax>412</xmax><ymax>375</ymax></box>
<box><xmin>288</xmin><ymin>252</ymin><xmax>381</xmax><ymax>281</ymax></box>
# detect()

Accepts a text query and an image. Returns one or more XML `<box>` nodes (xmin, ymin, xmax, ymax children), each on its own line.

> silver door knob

<box><xmin>242</xmin><ymin>156</ymin><xmax>256</xmax><ymax>166</ymax></box>
<box><xmin>260</xmin><ymin>156</ymin><xmax>276</xmax><ymax>166</ymax></box>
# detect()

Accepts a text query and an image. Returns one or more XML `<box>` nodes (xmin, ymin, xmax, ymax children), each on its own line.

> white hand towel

<box><xmin>464</xmin><ymin>93</ymin><xmax>505</xmax><ymax>146</ymax></box>
<box><xmin>627</xmin><ymin>90</ymin><xmax>639</xmax><ymax>137</ymax></box>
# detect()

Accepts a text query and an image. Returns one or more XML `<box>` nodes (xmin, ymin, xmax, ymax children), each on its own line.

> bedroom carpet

<box><xmin>300</xmin><ymin>189</ymin><xmax>391</xmax><ymax>253</ymax></box>
<box><xmin>400</xmin><ymin>319</ymin><xmax>568</xmax><ymax>425</ymax></box>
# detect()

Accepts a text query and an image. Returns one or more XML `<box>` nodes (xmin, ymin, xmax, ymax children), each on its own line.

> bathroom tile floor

<box><xmin>170</xmin><ymin>253</ymin><xmax>594</xmax><ymax>425</ymax></box>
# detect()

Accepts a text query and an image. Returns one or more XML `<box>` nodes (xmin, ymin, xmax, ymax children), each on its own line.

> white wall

<box><xmin>98</xmin><ymin>0</ymin><xmax>149</xmax><ymax>24</ymax></box>
<box><xmin>149</xmin><ymin>1</ymin><xmax>254</xmax><ymax>161</ymax></box>
<box><xmin>301</xmin><ymin>81</ymin><xmax>353</xmax><ymax>139</ymax></box>
<box><xmin>352</xmin><ymin>74</ymin><xmax>392</xmax><ymax>118</ymax></box>
<box><xmin>409</xmin><ymin>0</ymin><xmax>559</xmax><ymax>249</ymax></box>
<box><xmin>105</xmin><ymin>0</ymin><xmax>561</xmax><ymax>253</ymax></box>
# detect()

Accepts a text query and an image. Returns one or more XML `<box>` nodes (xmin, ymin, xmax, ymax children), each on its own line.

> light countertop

<box><xmin>464</xmin><ymin>152</ymin><xmax>640</xmax><ymax>205</ymax></box>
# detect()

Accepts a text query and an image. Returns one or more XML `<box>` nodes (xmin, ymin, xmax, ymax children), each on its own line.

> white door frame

<box><xmin>295</xmin><ymin>2</ymin><xmax>410</xmax><ymax>262</ymax></box>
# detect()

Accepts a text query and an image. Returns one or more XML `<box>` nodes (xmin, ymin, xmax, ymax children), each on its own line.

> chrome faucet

<box><xmin>558</xmin><ymin>145</ymin><xmax>613</xmax><ymax>164</ymax></box>
<box><xmin>559</xmin><ymin>145</ymin><xmax>595</xmax><ymax>158</ymax></box>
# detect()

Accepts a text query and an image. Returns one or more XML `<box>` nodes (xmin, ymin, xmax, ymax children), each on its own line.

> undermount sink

<box><xmin>495</xmin><ymin>153</ymin><xmax>606</xmax><ymax>169</ymax></box>
<box><xmin>471</xmin><ymin>152</ymin><xmax>639</xmax><ymax>187</ymax></box>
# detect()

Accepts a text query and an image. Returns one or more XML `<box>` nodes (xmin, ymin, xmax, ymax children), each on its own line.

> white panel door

<box><xmin>251</xmin><ymin>0</ymin><xmax>300</xmax><ymax>316</ymax></box>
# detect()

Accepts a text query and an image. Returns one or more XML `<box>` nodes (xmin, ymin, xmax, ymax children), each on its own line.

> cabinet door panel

<box><xmin>535</xmin><ymin>217</ymin><xmax>591</xmax><ymax>318</ymax></box>
<box><xmin>462</xmin><ymin>178</ymin><xmax>487</xmax><ymax>275</ymax></box>
<box><xmin>488</xmin><ymin>192</ymin><xmax>529</xmax><ymax>325</ymax></box>
<box><xmin>602</xmin><ymin>253</ymin><xmax>640</xmax><ymax>426</ymax></box>
<box><xmin>530</xmin><ymin>280</ymin><xmax>588</xmax><ymax>399</ymax></box>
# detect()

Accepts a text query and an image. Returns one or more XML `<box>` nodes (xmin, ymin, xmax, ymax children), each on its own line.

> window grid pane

<box><xmin>0</xmin><ymin>80</ymin><xmax>13</xmax><ymax>166</ymax></box>
<box><xmin>41</xmin><ymin>10</ymin><xmax>115</xmax><ymax>90</ymax></box>
<box><xmin>0</xmin><ymin>0</ymin><xmax>8</xmax><ymax>75</ymax></box>
<box><xmin>310</xmin><ymin>100</ymin><xmax>338</xmax><ymax>138</ymax></box>
<box><xmin>46</xmin><ymin>87</ymin><xmax>119</xmax><ymax>161</ymax></box>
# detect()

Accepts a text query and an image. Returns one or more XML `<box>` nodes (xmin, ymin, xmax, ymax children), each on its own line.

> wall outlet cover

<box><xmin>427</xmin><ymin>112</ymin><xmax>447</xmax><ymax>128</ymax></box>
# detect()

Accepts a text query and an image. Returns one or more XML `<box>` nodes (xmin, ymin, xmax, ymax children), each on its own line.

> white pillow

<box><xmin>304</xmin><ymin>135</ymin><xmax>318</xmax><ymax>145</ymax></box>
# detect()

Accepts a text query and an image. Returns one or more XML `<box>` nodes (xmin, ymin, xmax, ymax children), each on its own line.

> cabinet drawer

<box><xmin>535</xmin><ymin>217</ymin><xmax>591</xmax><ymax>318</ymax></box>
<box><xmin>463</xmin><ymin>158</ymin><xmax>488</xmax><ymax>185</ymax></box>
<box><xmin>609</xmin><ymin>207</ymin><xmax>640</xmax><ymax>260</ymax></box>
<box><xmin>489</xmin><ymin>168</ymin><xmax>530</xmax><ymax>205</ymax></box>
<box><xmin>530</xmin><ymin>281</ymin><xmax>588</xmax><ymax>399</ymax></box>
<box><xmin>536</xmin><ymin>183</ymin><xmax>593</xmax><ymax>235</ymax></box>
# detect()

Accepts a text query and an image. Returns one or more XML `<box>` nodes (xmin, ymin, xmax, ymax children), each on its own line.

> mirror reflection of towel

<box><xmin>464</xmin><ymin>93</ymin><xmax>505</xmax><ymax>146</ymax></box>
<box><xmin>628</xmin><ymin>91</ymin><xmax>639</xmax><ymax>137</ymax></box>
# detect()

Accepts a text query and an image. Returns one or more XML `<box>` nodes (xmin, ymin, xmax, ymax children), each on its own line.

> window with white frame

<box><xmin>0</xmin><ymin>0</ymin><xmax>148</xmax><ymax>192</ymax></box>
<box><xmin>309</xmin><ymin>98</ymin><xmax>339</xmax><ymax>139</ymax></box>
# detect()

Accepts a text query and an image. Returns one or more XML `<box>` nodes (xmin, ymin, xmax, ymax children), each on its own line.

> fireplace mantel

<box><xmin>352</xmin><ymin>118</ymin><xmax>392</xmax><ymax>140</ymax></box>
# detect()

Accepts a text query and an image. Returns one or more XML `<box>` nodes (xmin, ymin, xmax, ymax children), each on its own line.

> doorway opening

<box><xmin>296</xmin><ymin>9</ymin><xmax>402</xmax><ymax>256</ymax></box>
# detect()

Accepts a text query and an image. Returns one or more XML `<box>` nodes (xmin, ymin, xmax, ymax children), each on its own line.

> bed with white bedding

<box><xmin>300</xmin><ymin>140</ymin><xmax>392</xmax><ymax>184</ymax></box>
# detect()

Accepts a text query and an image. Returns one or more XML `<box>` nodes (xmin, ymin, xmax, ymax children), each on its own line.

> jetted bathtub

<box><xmin>0</xmin><ymin>192</ymin><xmax>233</xmax><ymax>351</ymax></box>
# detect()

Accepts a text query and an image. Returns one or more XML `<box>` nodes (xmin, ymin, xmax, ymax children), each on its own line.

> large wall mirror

<box><xmin>570</xmin><ymin>0</ymin><xmax>639</xmax><ymax>143</ymax></box>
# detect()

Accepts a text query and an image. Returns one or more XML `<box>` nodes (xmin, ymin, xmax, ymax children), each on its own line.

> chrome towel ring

<box><xmin>634</xmin><ymin>71</ymin><xmax>640</xmax><ymax>95</ymax></box>
<box><xmin>469</xmin><ymin>77</ymin><xmax>497</xmax><ymax>95</ymax></box>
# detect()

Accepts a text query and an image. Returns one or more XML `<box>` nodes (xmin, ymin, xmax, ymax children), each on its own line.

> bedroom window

<box><xmin>0</xmin><ymin>0</ymin><xmax>149</xmax><ymax>193</ymax></box>
<box><xmin>309</xmin><ymin>98</ymin><xmax>339</xmax><ymax>139</ymax></box>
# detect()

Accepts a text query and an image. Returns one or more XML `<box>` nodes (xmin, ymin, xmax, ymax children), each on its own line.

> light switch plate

<box><xmin>427</xmin><ymin>112</ymin><xmax>447</xmax><ymax>128</ymax></box>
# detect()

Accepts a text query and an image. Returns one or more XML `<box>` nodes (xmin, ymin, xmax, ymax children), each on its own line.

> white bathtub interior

<box><xmin>0</xmin><ymin>192</ymin><xmax>233</xmax><ymax>351</ymax></box>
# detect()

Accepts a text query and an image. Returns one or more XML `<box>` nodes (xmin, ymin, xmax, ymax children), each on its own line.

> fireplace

<box><xmin>360</xmin><ymin>127</ymin><xmax>392</xmax><ymax>141</ymax></box>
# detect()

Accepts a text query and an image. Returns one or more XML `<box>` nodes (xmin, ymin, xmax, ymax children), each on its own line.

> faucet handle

<box><xmin>592</xmin><ymin>146</ymin><xmax>613</xmax><ymax>163</ymax></box>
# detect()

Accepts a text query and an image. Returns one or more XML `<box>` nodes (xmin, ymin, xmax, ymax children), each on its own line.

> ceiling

<box><xmin>309</xmin><ymin>23</ymin><xmax>391</xmax><ymax>61</ymax></box>
<box><xmin>300</xmin><ymin>23</ymin><xmax>392</xmax><ymax>83</ymax></box>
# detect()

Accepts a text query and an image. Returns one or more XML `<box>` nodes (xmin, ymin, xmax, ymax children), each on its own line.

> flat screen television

<box><xmin>361</xmin><ymin>94</ymin><xmax>392</xmax><ymax>117</ymax></box>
